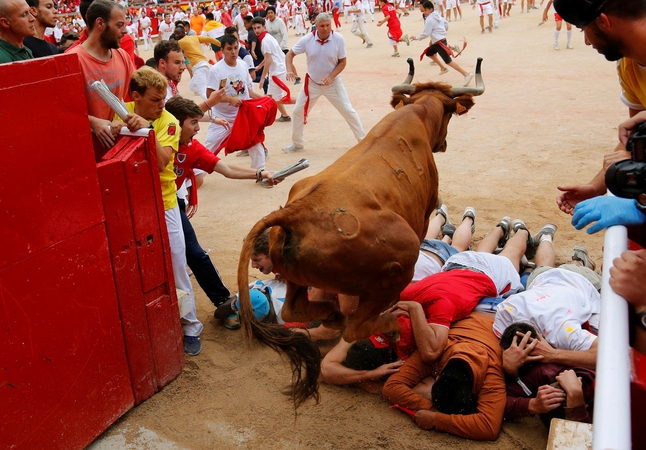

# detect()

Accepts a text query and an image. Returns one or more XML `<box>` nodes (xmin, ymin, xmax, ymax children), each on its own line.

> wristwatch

<box><xmin>637</xmin><ymin>311</ymin><xmax>646</xmax><ymax>331</ymax></box>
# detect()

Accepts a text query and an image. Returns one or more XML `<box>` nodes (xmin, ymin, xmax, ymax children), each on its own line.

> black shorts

<box><xmin>426</xmin><ymin>39</ymin><xmax>452</xmax><ymax>64</ymax></box>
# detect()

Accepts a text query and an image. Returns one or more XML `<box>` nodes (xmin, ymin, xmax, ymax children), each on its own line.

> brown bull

<box><xmin>237</xmin><ymin>58</ymin><xmax>485</xmax><ymax>408</ymax></box>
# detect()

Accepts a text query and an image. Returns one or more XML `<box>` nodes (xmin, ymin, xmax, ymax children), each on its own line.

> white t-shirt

<box><xmin>233</xmin><ymin>13</ymin><xmax>250</xmax><ymax>41</ymax></box>
<box><xmin>173</xmin><ymin>11</ymin><xmax>187</xmax><ymax>22</ymax></box>
<box><xmin>412</xmin><ymin>250</ymin><xmax>442</xmax><ymax>282</ymax></box>
<box><xmin>493</xmin><ymin>268</ymin><xmax>600</xmax><ymax>351</ymax></box>
<box><xmin>159</xmin><ymin>21</ymin><xmax>174</xmax><ymax>40</ymax></box>
<box><xmin>260</xmin><ymin>33</ymin><xmax>286</xmax><ymax>76</ymax></box>
<box><xmin>140</xmin><ymin>16</ymin><xmax>151</xmax><ymax>30</ymax></box>
<box><xmin>291</xmin><ymin>31</ymin><xmax>347</xmax><ymax>84</ymax></box>
<box><xmin>206</xmin><ymin>59</ymin><xmax>254</xmax><ymax>123</ymax></box>
<box><xmin>351</xmin><ymin>0</ymin><xmax>366</xmax><ymax>20</ymax></box>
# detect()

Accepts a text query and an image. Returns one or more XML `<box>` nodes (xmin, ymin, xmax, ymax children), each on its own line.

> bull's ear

<box><xmin>449</xmin><ymin>95</ymin><xmax>475</xmax><ymax>116</ymax></box>
<box><xmin>395</xmin><ymin>100</ymin><xmax>405</xmax><ymax>110</ymax></box>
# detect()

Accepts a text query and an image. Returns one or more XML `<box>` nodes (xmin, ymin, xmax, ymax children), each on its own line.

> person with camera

<box><xmin>553</xmin><ymin>0</ymin><xmax>646</xmax><ymax>215</ymax></box>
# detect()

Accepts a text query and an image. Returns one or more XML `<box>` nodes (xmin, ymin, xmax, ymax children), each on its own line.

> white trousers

<box><xmin>165</xmin><ymin>205</ymin><xmax>203</xmax><ymax>337</ymax></box>
<box><xmin>294</xmin><ymin>13</ymin><xmax>306</xmax><ymax>34</ymax></box>
<box><xmin>204</xmin><ymin>121</ymin><xmax>266</xmax><ymax>169</ymax></box>
<box><xmin>351</xmin><ymin>18</ymin><xmax>372</xmax><ymax>44</ymax></box>
<box><xmin>291</xmin><ymin>76</ymin><xmax>365</xmax><ymax>147</ymax></box>
<box><xmin>188</xmin><ymin>60</ymin><xmax>210</xmax><ymax>101</ymax></box>
<box><xmin>142</xmin><ymin>27</ymin><xmax>152</xmax><ymax>50</ymax></box>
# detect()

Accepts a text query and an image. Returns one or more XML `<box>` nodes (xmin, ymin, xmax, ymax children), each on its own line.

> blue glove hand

<box><xmin>572</xmin><ymin>196</ymin><xmax>646</xmax><ymax>234</ymax></box>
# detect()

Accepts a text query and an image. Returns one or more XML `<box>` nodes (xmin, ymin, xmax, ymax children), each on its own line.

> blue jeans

<box><xmin>179</xmin><ymin>198</ymin><xmax>231</xmax><ymax>306</ymax></box>
<box><xmin>419</xmin><ymin>239</ymin><xmax>459</xmax><ymax>265</ymax></box>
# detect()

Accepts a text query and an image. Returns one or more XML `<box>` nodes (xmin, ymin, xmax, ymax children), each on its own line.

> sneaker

<box><xmin>282</xmin><ymin>143</ymin><xmax>304</xmax><ymax>153</ymax></box>
<box><xmin>277</xmin><ymin>115</ymin><xmax>291</xmax><ymax>122</ymax></box>
<box><xmin>295</xmin><ymin>77</ymin><xmax>302</xmax><ymax>85</ymax></box>
<box><xmin>402</xmin><ymin>34</ymin><xmax>410</xmax><ymax>46</ymax></box>
<box><xmin>225</xmin><ymin>313</ymin><xmax>241</xmax><ymax>330</ymax></box>
<box><xmin>487</xmin><ymin>26</ymin><xmax>493</xmax><ymax>33</ymax></box>
<box><xmin>554</xmin><ymin>43</ymin><xmax>560</xmax><ymax>50</ymax></box>
<box><xmin>443</xmin><ymin>223</ymin><xmax>457</xmax><ymax>239</ymax></box>
<box><xmin>572</xmin><ymin>246</ymin><xmax>596</xmax><ymax>271</ymax></box>
<box><xmin>439</xmin><ymin>67</ymin><xmax>449</xmax><ymax>75</ymax></box>
<box><xmin>464</xmin><ymin>72</ymin><xmax>474</xmax><ymax>87</ymax></box>
<box><xmin>183</xmin><ymin>336</ymin><xmax>202</xmax><ymax>356</ymax></box>
<box><xmin>511</xmin><ymin>219</ymin><xmax>529</xmax><ymax>234</ymax></box>
<box><xmin>462</xmin><ymin>207</ymin><xmax>476</xmax><ymax>235</ymax></box>
<box><xmin>391</xmin><ymin>52</ymin><xmax>400</xmax><ymax>57</ymax></box>
<box><xmin>496</xmin><ymin>216</ymin><xmax>512</xmax><ymax>248</ymax></box>
<box><xmin>236</xmin><ymin>150</ymin><xmax>249</xmax><ymax>157</ymax></box>
<box><xmin>567</xmin><ymin>43</ymin><xmax>573</xmax><ymax>49</ymax></box>
<box><xmin>366</xmin><ymin>43</ymin><xmax>373</xmax><ymax>48</ymax></box>
<box><xmin>436</xmin><ymin>204</ymin><xmax>451</xmax><ymax>227</ymax></box>
<box><xmin>531</xmin><ymin>223</ymin><xmax>558</xmax><ymax>247</ymax></box>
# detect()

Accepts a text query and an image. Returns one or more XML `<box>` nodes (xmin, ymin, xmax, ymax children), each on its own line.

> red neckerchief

<box><xmin>257</xmin><ymin>31</ymin><xmax>268</xmax><ymax>43</ymax></box>
<box><xmin>168</xmin><ymin>79</ymin><xmax>178</xmax><ymax>96</ymax></box>
<box><xmin>314</xmin><ymin>29</ymin><xmax>333</xmax><ymax>45</ymax></box>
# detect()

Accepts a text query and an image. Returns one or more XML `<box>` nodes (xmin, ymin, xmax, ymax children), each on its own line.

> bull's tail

<box><xmin>237</xmin><ymin>210</ymin><xmax>321</xmax><ymax>409</ymax></box>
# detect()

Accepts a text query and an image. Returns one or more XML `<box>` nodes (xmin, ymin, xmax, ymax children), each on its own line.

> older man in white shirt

<box><xmin>281</xmin><ymin>13</ymin><xmax>365</xmax><ymax>152</ymax></box>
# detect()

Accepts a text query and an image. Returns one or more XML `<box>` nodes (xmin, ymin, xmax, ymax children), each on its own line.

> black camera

<box><xmin>605</xmin><ymin>122</ymin><xmax>646</xmax><ymax>199</ymax></box>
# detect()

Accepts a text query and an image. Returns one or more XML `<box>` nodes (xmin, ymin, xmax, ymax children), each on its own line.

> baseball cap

<box><xmin>235</xmin><ymin>288</ymin><xmax>271</xmax><ymax>321</ymax></box>
<box><xmin>553</xmin><ymin>0</ymin><xmax>608</xmax><ymax>27</ymax></box>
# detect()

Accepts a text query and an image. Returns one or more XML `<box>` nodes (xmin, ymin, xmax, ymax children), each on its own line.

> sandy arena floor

<box><xmin>90</xmin><ymin>5</ymin><xmax>625</xmax><ymax>449</ymax></box>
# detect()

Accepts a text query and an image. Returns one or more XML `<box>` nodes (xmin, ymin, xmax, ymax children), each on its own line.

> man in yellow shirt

<box><xmin>116</xmin><ymin>66</ymin><xmax>205</xmax><ymax>355</ymax></box>
<box><xmin>174</xmin><ymin>25</ymin><xmax>220</xmax><ymax>100</ymax></box>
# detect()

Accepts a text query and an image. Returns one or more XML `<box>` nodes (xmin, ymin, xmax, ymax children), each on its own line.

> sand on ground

<box><xmin>92</xmin><ymin>6</ymin><xmax>625</xmax><ymax>449</ymax></box>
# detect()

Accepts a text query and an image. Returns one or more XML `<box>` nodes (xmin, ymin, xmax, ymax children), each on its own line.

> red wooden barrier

<box><xmin>0</xmin><ymin>54</ymin><xmax>183</xmax><ymax>450</ymax></box>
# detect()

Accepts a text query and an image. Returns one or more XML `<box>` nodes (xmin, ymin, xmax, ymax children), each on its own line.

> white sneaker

<box><xmin>554</xmin><ymin>43</ymin><xmax>559</xmax><ymax>50</ymax></box>
<box><xmin>464</xmin><ymin>72</ymin><xmax>474</xmax><ymax>87</ymax></box>
<box><xmin>282</xmin><ymin>143</ymin><xmax>304</xmax><ymax>153</ymax></box>
<box><xmin>567</xmin><ymin>43</ymin><xmax>573</xmax><ymax>49</ymax></box>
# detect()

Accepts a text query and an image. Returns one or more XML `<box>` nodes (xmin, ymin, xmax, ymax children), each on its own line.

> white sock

<box><xmin>540</xmin><ymin>235</ymin><xmax>553</xmax><ymax>243</ymax></box>
<box><xmin>554</xmin><ymin>29</ymin><xmax>560</xmax><ymax>45</ymax></box>
<box><xmin>567</xmin><ymin>29</ymin><xmax>572</xmax><ymax>45</ymax></box>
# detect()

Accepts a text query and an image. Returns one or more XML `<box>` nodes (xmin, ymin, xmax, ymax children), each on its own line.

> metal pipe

<box><xmin>593</xmin><ymin>223</ymin><xmax>631</xmax><ymax>450</ymax></box>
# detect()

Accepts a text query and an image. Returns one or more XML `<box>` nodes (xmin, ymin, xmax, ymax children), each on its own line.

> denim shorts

<box><xmin>419</xmin><ymin>239</ymin><xmax>459</xmax><ymax>265</ymax></box>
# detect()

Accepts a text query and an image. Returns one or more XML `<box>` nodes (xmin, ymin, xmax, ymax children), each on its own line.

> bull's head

<box><xmin>391</xmin><ymin>57</ymin><xmax>485</xmax><ymax>98</ymax></box>
<box><xmin>390</xmin><ymin>58</ymin><xmax>484</xmax><ymax>153</ymax></box>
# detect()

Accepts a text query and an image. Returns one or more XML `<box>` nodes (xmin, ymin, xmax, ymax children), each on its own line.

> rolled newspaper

<box><xmin>262</xmin><ymin>158</ymin><xmax>310</xmax><ymax>186</ymax></box>
<box><xmin>90</xmin><ymin>80</ymin><xmax>130</xmax><ymax>120</ymax></box>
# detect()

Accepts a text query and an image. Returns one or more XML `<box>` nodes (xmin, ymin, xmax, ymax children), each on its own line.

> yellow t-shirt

<box><xmin>617</xmin><ymin>58</ymin><xmax>646</xmax><ymax>111</ymax></box>
<box><xmin>121</xmin><ymin>103</ymin><xmax>180</xmax><ymax>210</ymax></box>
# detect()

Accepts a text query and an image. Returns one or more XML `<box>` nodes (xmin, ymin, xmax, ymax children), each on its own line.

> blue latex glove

<box><xmin>572</xmin><ymin>196</ymin><xmax>646</xmax><ymax>234</ymax></box>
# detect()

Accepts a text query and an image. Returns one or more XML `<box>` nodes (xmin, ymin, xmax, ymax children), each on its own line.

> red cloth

<box><xmin>215</xmin><ymin>96</ymin><xmax>278</xmax><ymax>156</ymax></box>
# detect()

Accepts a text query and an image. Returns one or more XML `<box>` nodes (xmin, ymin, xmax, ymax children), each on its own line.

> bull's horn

<box><xmin>449</xmin><ymin>57</ymin><xmax>485</xmax><ymax>97</ymax></box>
<box><xmin>391</xmin><ymin>58</ymin><xmax>415</xmax><ymax>93</ymax></box>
